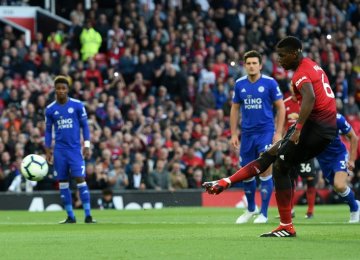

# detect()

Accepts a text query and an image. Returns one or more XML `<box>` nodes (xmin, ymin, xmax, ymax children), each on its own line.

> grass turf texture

<box><xmin>0</xmin><ymin>205</ymin><xmax>359</xmax><ymax>259</ymax></box>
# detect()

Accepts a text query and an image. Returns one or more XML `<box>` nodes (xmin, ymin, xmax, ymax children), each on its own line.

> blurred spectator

<box><xmin>195</xmin><ymin>83</ymin><xmax>216</xmax><ymax>115</ymax></box>
<box><xmin>147</xmin><ymin>159</ymin><xmax>170</xmax><ymax>190</ymax></box>
<box><xmin>80</xmin><ymin>19</ymin><xmax>102</xmax><ymax>61</ymax></box>
<box><xmin>0</xmin><ymin>151</ymin><xmax>17</xmax><ymax>191</ymax></box>
<box><xmin>127</xmin><ymin>162</ymin><xmax>147</xmax><ymax>190</ymax></box>
<box><xmin>97</xmin><ymin>188</ymin><xmax>115</xmax><ymax>209</ymax></box>
<box><xmin>187</xmin><ymin>167</ymin><xmax>204</xmax><ymax>189</ymax></box>
<box><xmin>169</xmin><ymin>162</ymin><xmax>188</xmax><ymax>190</ymax></box>
<box><xmin>108</xmin><ymin>159</ymin><xmax>128</xmax><ymax>190</ymax></box>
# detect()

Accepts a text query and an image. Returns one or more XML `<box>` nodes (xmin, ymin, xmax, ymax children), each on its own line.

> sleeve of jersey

<box><xmin>270</xmin><ymin>79</ymin><xmax>283</xmax><ymax>101</ymax></box>
<box><xmin>232</xmin><ymin>83</ymin><xmax>240</xmax><ymax>103</ymax></box>
<box><xmin>293</xmin><ymin>71</ymin><xmax>312</xmax><ymax>92</ymax></box>
<box><xmin>339</xmin><ymin>114</ymin><xmax>352</xmax><ymax>135</ymax></box>
<box><xmin>79</xmin><ymin>104</ymin><xmax>90</xmax><ymax>141</ymax></box>
<box><xmin>44</xmin><ymin>109</ymin><xmax>53</xmax><ymax>148</ymax></box>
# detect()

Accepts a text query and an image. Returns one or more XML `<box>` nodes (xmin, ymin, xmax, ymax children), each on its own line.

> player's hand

<box><xmin>83</xmin><ymin>147</ymin><xmax>91</xmax><ymax>160</ymax></box>
<box><xmin>45</xmin><ymin>150</ymin><xmax>53</xmax><ymax>165</ymax></box>
<box><xmin>347</xmin><ymin>160</ymin><xmax>355</xmax><ymax>171</ymax></box>
<box><xmin>202</xmin><ymin>178</ymin><xmax>231</xmax><ymax>195</ymax></box>
<box><xmin>289</xmin><ymin>129</ymin><xmax>301</xmax><ymax>144</ymax></box>
<box><xmin>230</xmin><ymin>135</ymin><xmax>240</xmax><ymax>150</ymax></box>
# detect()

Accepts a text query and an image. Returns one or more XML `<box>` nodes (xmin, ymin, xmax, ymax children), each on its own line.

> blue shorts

<box><xmin>240</xmin><ymin>132</ymin><xmax>273</xmax><ymax>166</ymax></box>
<box><xmin>53</xmin><ymin>148</ymin><xmax>85</xmax><ymax>180</ymax></box>
<box><xmin>317</xmin><ymin>152</ymin><xmax>348</xmax><ymax>185</ymax></box>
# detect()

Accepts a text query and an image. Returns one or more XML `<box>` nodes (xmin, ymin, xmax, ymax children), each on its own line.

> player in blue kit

<box><xmin>316</xmin><ymin>113</ymin><xmax>360</xmax><ymax>222</ymax></box>
<box><xmin>45</xmin><ymin>75</ymin><xmax>96</xmax><ymax>224</ymax></box>
<box><xmin>230</xmin><ymin>50</ymin><xmax>285</xmax><ymax>224</ymax></box>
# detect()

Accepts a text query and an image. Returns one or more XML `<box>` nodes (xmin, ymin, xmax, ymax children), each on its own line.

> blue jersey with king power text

<box><xmin>233</xmin><ymin>74</ymin><xmax>283</xmax><ymax>134</ymax></box>
<box><xmin>45</xmin><ymin>98</ymin><xmax>90</xmax><ymax>150</ymax></box>
<box><xmin>317</xmin><ymin>113</ymin><xmax>351</xmax><ymax>160</ymax></box>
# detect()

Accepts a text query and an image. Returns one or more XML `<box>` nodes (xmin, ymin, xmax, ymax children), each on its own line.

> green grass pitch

<box><xmin>0</xmin><ymin>205</ymin><xmax>359</xmax><ymax>259</ymax></box>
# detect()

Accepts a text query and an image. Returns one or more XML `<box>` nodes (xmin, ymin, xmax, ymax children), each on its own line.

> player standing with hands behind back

<box><xmin>204</xmin><ymin>36</ymin><xmax>337</xmax><ymax>237</ymax></box>
<box><xmin>231</xmin><ymin>50</ymin><xmax>285</xmax><ymax>224</ymax></box>
<box><xmin>45</xmin><ymin>75</ymin><xmax>96</xmax><ymax>224</ymax></box>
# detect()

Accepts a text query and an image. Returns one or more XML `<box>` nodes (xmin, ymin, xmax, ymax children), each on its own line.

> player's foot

<box><xmin>235</xmin><ymin>209</ymin><xmax>258</xmax><ymax>224</ymax></box>
<box><xmin>349</xmin><ymin>200</ymin><xmax>360</xmax><ymax>223</ymax></box>
<box><xmin>260</xmin><ymin>224</ymin><xmax>296</xmax><ymax>238</ymax></box>
<box><xmin>305</xmin><ymin>213</ymin><xmax>314</xmax><ymax>219</ymax></box>
<box><xmin>59</xmin><ymin>216</ymin><xmax>76</xmax><ymax>224</ymax></box>
<box><xmin>85</xmin><ymin>216</ymin><xmax>97</xmax><ymax>224</ymax></box>
<box><xmin>253</xmin><ymin>213</ymin><xmax>268</xmax><ymax>224</ymax></box>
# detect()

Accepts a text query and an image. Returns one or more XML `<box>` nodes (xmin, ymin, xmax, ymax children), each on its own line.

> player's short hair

<box><xmin>54</xmin><ymin>75</ymin><xmax>70</xmax><ymax>86</ymax></box>
<box><xmin>276</xmin><ymin>36</ymin><xmax>302</xmax><ymax>52</ymax></box>
<box><xmin>243</xmin><ymin>50</ymin><xmax>262</xmax><ymax>64</ymax></box>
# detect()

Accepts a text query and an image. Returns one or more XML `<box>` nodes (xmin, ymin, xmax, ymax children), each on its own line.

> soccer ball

<box><xmin>20</xmin><ymin>154</ymin><xmax>49</xmax><ymax>181</ymax></box>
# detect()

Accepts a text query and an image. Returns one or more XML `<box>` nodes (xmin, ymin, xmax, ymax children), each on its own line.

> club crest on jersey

<box><xmin>68</xmin><ymin>107</ymin><xmax>74</xmax><ymax>114</ymax></box>
<box><xmin>258</xmin><ymin>86</ymin><xmax>264</xmax><ymax>92</ymax></box>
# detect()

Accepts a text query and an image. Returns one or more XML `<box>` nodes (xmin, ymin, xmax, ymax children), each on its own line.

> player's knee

<box><xmin>256</xmin><ymin>152</ymin><xmax>276</xmax><ymax>172</ymax></box>
<box><xmin>306</xmin><ymin>177</ymin><xmax>316</xmax><ymax>188</ymax></box>
<box><xmin>333</xmin><ymin>181</ymin><xmax>347</xmax><ymax>193</ymax></box>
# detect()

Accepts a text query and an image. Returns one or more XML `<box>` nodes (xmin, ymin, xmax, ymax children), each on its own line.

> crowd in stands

<box><xmin>1</xmin><ymin>0</ymin><xmax>360</xmax><ymax>197</ymax></box>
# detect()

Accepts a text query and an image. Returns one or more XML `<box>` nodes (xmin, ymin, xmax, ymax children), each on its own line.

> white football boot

<box><xmin>253</xmin><ymin>213</ymin><xmax>268</xmax><ymax>224</ymax></box>
<box><xmin>235</xmin><ymin>207</ymin><xmax>259</xmax><ymax>224</ymax></box>
<box><xmin>349</xmin><ymin>200</ymin><xmax>360</xmax><ymax>223</ymax></box>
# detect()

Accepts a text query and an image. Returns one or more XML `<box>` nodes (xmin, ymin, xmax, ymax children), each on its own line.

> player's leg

<box><xmin>274</xmin><ymin>165</ymin><xmax>297</xmax><ymax>219</ymax></box>
<box><xmin>300</xmin><ymin>159</ymin><xmax>317</xmax><ymax>218</ymax></box>
<box><xmin>202</xmin><ymin>146</ymin><xmax>278</xmax><ymax>195</ymax></box>
<box><xmin>68</xmin><ymin>149</ymin><xmax>96</xmax><ymax>223</ymax></box>
<box><xmin>254</xmin><ymin>133</ymin><xmax>274</xmax><ymax>223</ymax></box>
<box><xmin>203</xmin><ymin>127</ymin><xmax>293</xmax><ymax>194</ymax></box>
<box><xmin>273</xmin><ymin>159</ymin><xmax>294</xmax><ymax>225</ymax></box>
<box><xmin>333</xmin><ymin>171</ymin><xmax>359</xmax><ymax>223</ymax></box>
<box><xmin>304</xmin><ymin>176</ymin><xmax>316</xmax><ymax>219</ymax></box>
<box><xmin>261</xmin><ymin>123</ymin><xmax>332</xmax><ymax>237</ymax></box>
<box><xmin>54</xmin><ymin>149</ymin><xmax>76</xmax><ymax>223</ymax></box>
<box><xmin>235</xmin><ymin>135</ymin><xmax>258</xmax><ymax>224</ymax></box>
<box><xmin>319</xmin><ymin>153</ymin><xmax>360</xmax><ymax>223</ymax></box>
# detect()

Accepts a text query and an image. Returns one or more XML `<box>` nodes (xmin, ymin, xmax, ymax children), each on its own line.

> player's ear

<box><xmin>291</xmin><ymin>50</ymin><xmax>299</xmax><ymax>58</ymax></box>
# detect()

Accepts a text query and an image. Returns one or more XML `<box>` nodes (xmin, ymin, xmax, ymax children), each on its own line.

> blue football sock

<box><xmin>259</xmin><ymin>175</ymin><xmax>273</xmax><ymax>217</ymax></box>
<box><xmin>77</xmin><ymin>182</ymin><xmax>91</xmax><ymax>217</ymax></box>
<box><xmin>243</xmin><ymin>178</ymin><xmax>256</xmax><ymax>212</ymax></box>
<box><xmin>338</xmin><ymin>186</ymin><xmax>358</xmax><ymax>212</ymax></box>
<box><xmin>59</xmin><ymin>182</ymin><xmax>75</xmax><ymax>219</ymax></box>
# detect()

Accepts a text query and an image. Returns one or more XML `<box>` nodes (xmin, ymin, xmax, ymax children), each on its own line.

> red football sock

<box><xmin>275</xmin><ymin>188</ymin><xmax>293</xmax><ymax>225</ymax></box>
<box><xmin>306</xmin><ymin>186</ymin><xmax>316</xmax><ymax>214</ymax></box>
<box><xmin>229</xmin><ymin>160</ymin><xmax>262</xmax><ymax>184</ymax></box>
<box><xmin>291</xmin><ymin>179</ymin><xmax>296</xmax><ymax>211</ymax></box>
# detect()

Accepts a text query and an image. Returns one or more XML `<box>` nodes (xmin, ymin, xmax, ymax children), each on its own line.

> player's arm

<box><xmin>79</xmin><ymin>105</ymin><xmax>91</xmax><ymax>159</ymax></box>
<box><xmin>345</xmin><ymin>128</ymin><xmax>359</xmax><ymax>171</ymax></box>
<box><xmin>44</xmin><ymin>109</ymin><xmax>54</xmax><ymax>164</ymax></box>
<box><xmin>273</xmin><ymin>98</ymin><xmax>285</xmax><ymax>142</ymax></box>
<box><xmin>230</xmin><ymin>102</ymin><xmax>241</xmax><ymax>149</ymax></box>
<box><xmin>290</xmin><ymin>83</ymin><xmax>315</xmax><ymax>143</ymax></box>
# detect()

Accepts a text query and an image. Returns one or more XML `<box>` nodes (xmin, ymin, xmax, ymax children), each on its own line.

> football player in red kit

<box><xmin>204</xmin><ymin>36</ymin><xmax>337</xmax><ymax>237</ymax></box>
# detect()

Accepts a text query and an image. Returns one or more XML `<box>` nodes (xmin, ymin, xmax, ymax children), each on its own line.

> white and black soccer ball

<box><xmin>20</xmin><ymin>154</ymin><xmax>49</xmax><ymax>181</ymax></box>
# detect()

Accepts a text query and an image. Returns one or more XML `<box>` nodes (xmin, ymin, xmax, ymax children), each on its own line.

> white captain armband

<box><xmin>84</xmin><ymin>140</ymin><xmax>91</xmax><ymax>148</ymax></box>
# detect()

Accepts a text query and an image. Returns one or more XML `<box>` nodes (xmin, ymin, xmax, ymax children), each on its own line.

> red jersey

<box><xmin>284</xmin><ymin>96</ymin><xmax>300</xmax><ymax>131</ymax></box>
<box><xmin>291</xmin><ymin>58</ymin><xmax>336</xmax><ymax>127</ymax></box>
